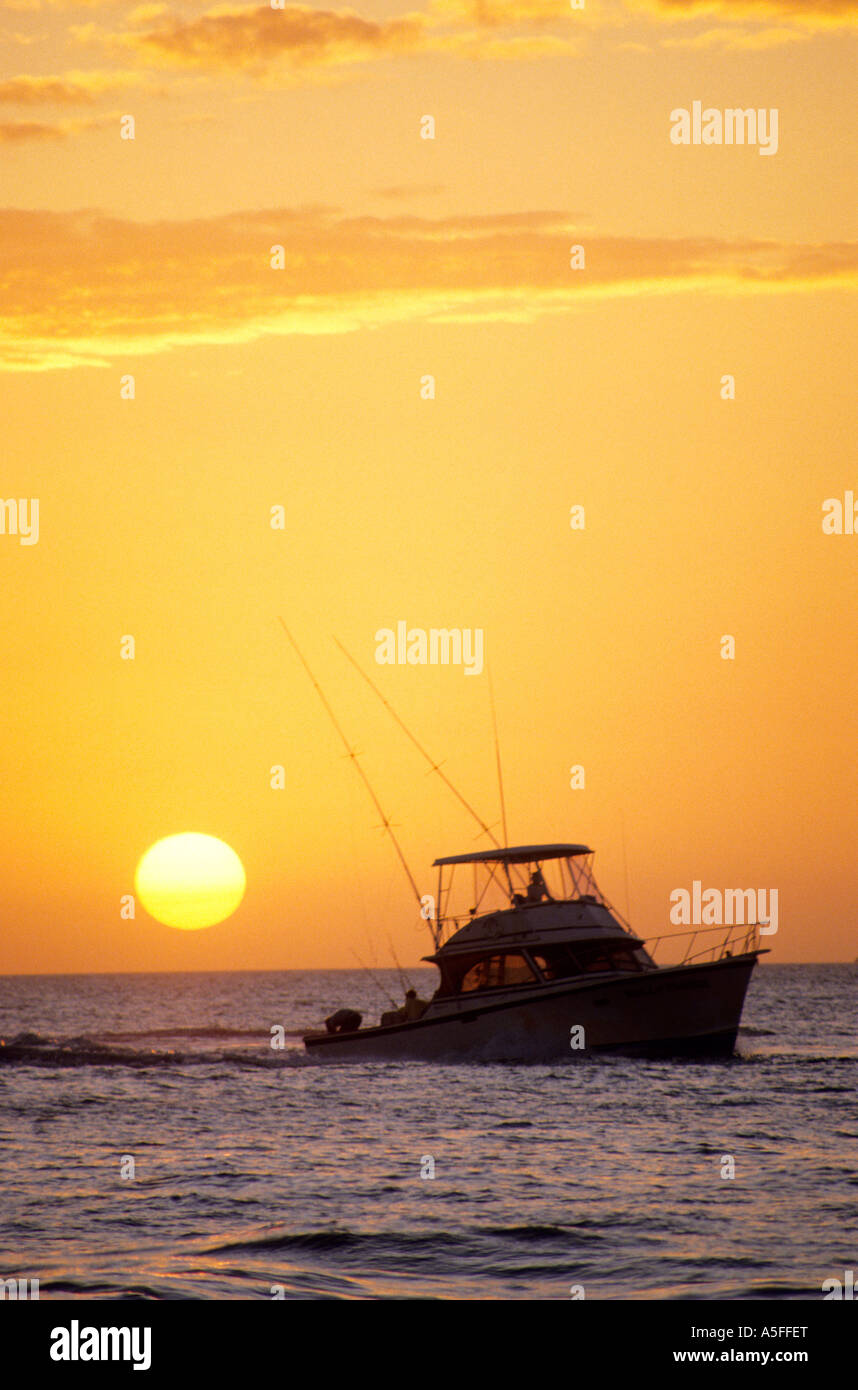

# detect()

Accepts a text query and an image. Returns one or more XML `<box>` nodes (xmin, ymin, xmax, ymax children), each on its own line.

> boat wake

<box><xmin>0</xmin><ymin>1030</ymin><xmax>311</xmax><ymax>1070</ymax></box>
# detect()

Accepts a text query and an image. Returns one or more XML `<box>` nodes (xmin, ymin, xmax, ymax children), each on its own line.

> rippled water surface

<box><xmin>1</xmin><ymin>965</ymin><xmax>855</xmax><ymax>1299</ymax></box>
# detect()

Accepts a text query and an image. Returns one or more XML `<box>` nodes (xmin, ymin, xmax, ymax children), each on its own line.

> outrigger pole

<box><xmin>487</xmin><ymin>665</ymin><xmax>509</xmax><ymax>851</ymax></box>
<box><xmin>278</xmin><ymin>619</ymin><xmax>424</xmax><ymax>914</ymax></box>
<box><xmin>333</xmin><ymin>636</ymin><xmax>502</xmax><ymax>850</ymax></box>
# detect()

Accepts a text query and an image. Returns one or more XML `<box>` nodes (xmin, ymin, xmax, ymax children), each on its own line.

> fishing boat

<box><xmin>303</xmin><ymin>842</ymin><xmax>766</xmax><ymax>1062</ymax></box>
<box><xmin>278</xmin><ymin>622</ymin><xmax>767</xmax><ymax>1064</ymax></box>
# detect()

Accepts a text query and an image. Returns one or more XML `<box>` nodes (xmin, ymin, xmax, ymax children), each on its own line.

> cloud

<box><xmin>0</xmin><ymin>120</ymin><xmax>66</xmax><ymax>141</ymax></box>
<box><xmin>67</xmin><ymin>0</ymin><xmax>850</xmax><ymax>91</ymax></box>
<box><xmin>110</xmin><ymin>0</ymin><xmax>589</xmax><ymax>74</ymax></box>
<box><xmin>630</xmin><ymin>0</ymin><xmax>858</xmax><ymax>24</ymax></box>
<box><xmin>4</xmin><ymin>0</ymin><xmax>165</xmax><ymax>10</ymax></box>
<box><xmin>0</xmin><ymin>70</ymin><xmax>145</xmax><ymax>104</ymax></box>
<box><xmin>128</xmin><ymin>3</ymin><xmax>169</xmax><ymax>21</ymax></box>
<box><xmin>659</xmin><ymin>21</ymin><xmax>807</xmax><ymax>44</ymax></box>
<box><xmin>445</xmin><ymin>30</ymin><xmax>582</xmax><ymax>56</ymax></box>
<box><xmin>1</xmin><ymin>207</ymin><xmax>855</xmax><ymax>371</ymax></box>
<box><xmin>0</xmin><ymin>114</ymin><xmax>112</xmax><ymax>140</ymax></box>
<box><xmin>427</xmin><ymin>0</ymin><xmax>599</xmax><ymax>22</ymax></box>
<box><xmin>122</xmin><ymin>4</ymin><xmax>427</xmax><ymax>71</ymax></box>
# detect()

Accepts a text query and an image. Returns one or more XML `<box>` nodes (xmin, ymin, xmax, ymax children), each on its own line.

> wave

<box><xmin>96</xmin><ymin>1027</ymin><xmax>282</xmax><ymax>1042</ymax></box>
<box><xmin>0</xmin><ymin>1032</ymin><xmax>310</xmax><ymax>1070</ymax></box>
<box><xmin>738</xmin><ymin>1049</ymin><xmax>858</xmax><ymax>1065</ymax></box>
<box><xmin>36</xmin><ymin>1280</ymin><xmax>168</xmax><ymax>1300</ymax></box>
<box><xmin>482</xmin><ymin>1223</ymin><xmax>594</xmax><ymax>1242</ymax></box>
<box><xmin>206</xmin><ymin>1222</ymin><xmax>592</xmax><ymax>1258</ymax></box>
<box><xmin>208</xmin><ymin>1229</ymin><xmax>459</xmax><ymax>1255</ymax></box>
<box><xmin>6</xmin><ymin>1029</ymin><xmax>855</xmax><ymax>1070</ymax></box>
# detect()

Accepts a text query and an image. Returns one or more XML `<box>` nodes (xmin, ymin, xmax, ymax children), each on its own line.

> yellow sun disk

<box><xmin>135</xmin><ymin>833</ymin><xmax>246</xmax><ymax>931</ymax></box>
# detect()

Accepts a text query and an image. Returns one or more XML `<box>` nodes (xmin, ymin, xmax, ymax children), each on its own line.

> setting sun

<box><xmin>134</xmin><ymin>834</ymin><xmax>246</xmax><ymax>931</ymax></box>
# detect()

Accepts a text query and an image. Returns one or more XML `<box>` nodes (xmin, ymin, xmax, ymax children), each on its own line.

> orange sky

<box><xmin>1</xmin><ymin>0</ymin><xmax>856</xmax><ymax>972</ymax></box>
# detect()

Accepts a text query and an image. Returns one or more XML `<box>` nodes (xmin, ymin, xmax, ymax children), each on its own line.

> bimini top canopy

<box><xmin>433</xmin><ymin>843</ymin><xmax>592</xmax><ymax>867</ymax></box>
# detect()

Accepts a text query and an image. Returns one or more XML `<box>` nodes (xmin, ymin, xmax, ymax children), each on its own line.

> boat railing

<box><xmin>434</xmin><ymin>911</ymin><xmax>761</xmax><ymax>963</ymax></box>
<box><xmin>642</xmin><ymin>922</ymin><xmax>761</xmax><ymax>967</ymax></box>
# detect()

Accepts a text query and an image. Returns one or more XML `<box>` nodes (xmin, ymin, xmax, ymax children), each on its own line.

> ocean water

<box><xmin>0</xmin><ymin>964</ymin><xmax>855</xmax><ymax>1301</ymax></box>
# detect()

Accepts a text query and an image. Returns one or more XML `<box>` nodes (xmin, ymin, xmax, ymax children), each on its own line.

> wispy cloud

<box><xmin>4</xmin><ymin>0</ymin><xmax>170</xmax><ymax>10</ymax></box>
<box><xmin>121</xmin><ymin>5</ymin><xmax>427</xmax><ymax>71</ymax></box>
<box><xmin>0</xmin><ymin>70</ymin><xmax>145</xmax><ymax>104</ymax></box>
<box><xmin>1</xmin><ymin>207</ymin><xmax>855</xmax><ymax>371</ymax></box>
<box><xmin>630</xmin><ymin>0</ymin><xmax>858</xmax><ymax>25</ymax></box>
<box><xmin>659</xmin><ymin>22</ymin><xmax>807</xmax><ymax>45</ymax></box>
<box><xmin>65</xmin><ymin>0</ymin><xmax>852</xmax><ymax>87</ymax></box>
<box><xmin>100</xmin><ymin>0</ymin><xmax>586</xmax><ymax>74</ymax></box>
<box><xmin>426</xmin><ymin>0</ymin><xmax>603</xmax><ymax>22</ymax></box>
<box><xmin>0</xmin><ymin>114</ymin><xmax>113</xmax><ymax>140</ymax></box>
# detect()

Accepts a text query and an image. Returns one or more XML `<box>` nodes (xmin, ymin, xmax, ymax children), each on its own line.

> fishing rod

<box><xmin>386</xmin><ymin>933</ymin><xmax>414</xmax><ymax>995</ymax></box>
<box><xmin>350</xmin><ymin>948</ymin><xmax>399</xmax><ymax>1009</ymax></box>
<box><xmin>278</xmin><ymin>620</ymin><xmax>424</xmax><ymax>913</ymax></box>
<box><xmin>332</xmin><ymin>636</ymin><xmax>502</xmax><ymax>849</ymax></box>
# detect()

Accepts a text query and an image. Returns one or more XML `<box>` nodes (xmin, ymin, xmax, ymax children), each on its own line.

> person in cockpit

<box><xmin>404</xmin><ymin>988</ymin><xmax>429</xmax><ymax>1021</ymax></box>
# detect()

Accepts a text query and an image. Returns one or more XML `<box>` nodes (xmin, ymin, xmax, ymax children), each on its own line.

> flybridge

<box><xmin>434</xmin><ymin>844</ymin><xmax>592</xmax><ymax>867</ymax></box>
<box><xmin>431</xmin><ymin>843</ymin><xmax>615</xmax><ymax>950</ymax></box>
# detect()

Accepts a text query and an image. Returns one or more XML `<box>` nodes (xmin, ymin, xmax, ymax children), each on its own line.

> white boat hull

<box><xmin>304</xmin><ymin>952</ymin><xmax>760</xmax><ymax>1063</ymax></box>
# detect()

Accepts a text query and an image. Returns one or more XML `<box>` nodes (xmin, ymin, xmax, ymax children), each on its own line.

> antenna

<box><xmin>620</xmin><ymin>809</ymin><xmax>632</xmax><ymax>924</ymax></box>
<box><xmin>278</xmin><ymin>619</ymin><xmax>424</xmax><ymax>913</ymax></box>
<box><xmin>488</xmin><ymin>665</ymin><xmax>509</xmax><ymax>848</ymax></box>
<box><xmin>333</xmin><ymin>636</ymin><xmax>501</xmax><ymax>849</ymax></box>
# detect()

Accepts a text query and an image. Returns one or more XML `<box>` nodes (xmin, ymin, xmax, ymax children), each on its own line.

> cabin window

<box><xmin>533</xmin><ymin>944</ymin><xmax>647</xmax><ymax>979</ymax></box>
<box><xmin>459</xmin><ymin>953</ymin><xmax>536</xmax><ymax>992</ymax></box>
<box><xmin>532</xmin><ymin>947</ymin><xmax>579</xmax><ymax>980</ymax></box>
<box><xmin>579</xmin><ymin>951</ymin><xmax>617</xmax><ymax>973</ymax></box>
<box><xmin>631</xmin><ymin>947</ymin><xmax>653</xmax><ymax>969</ymax></box>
